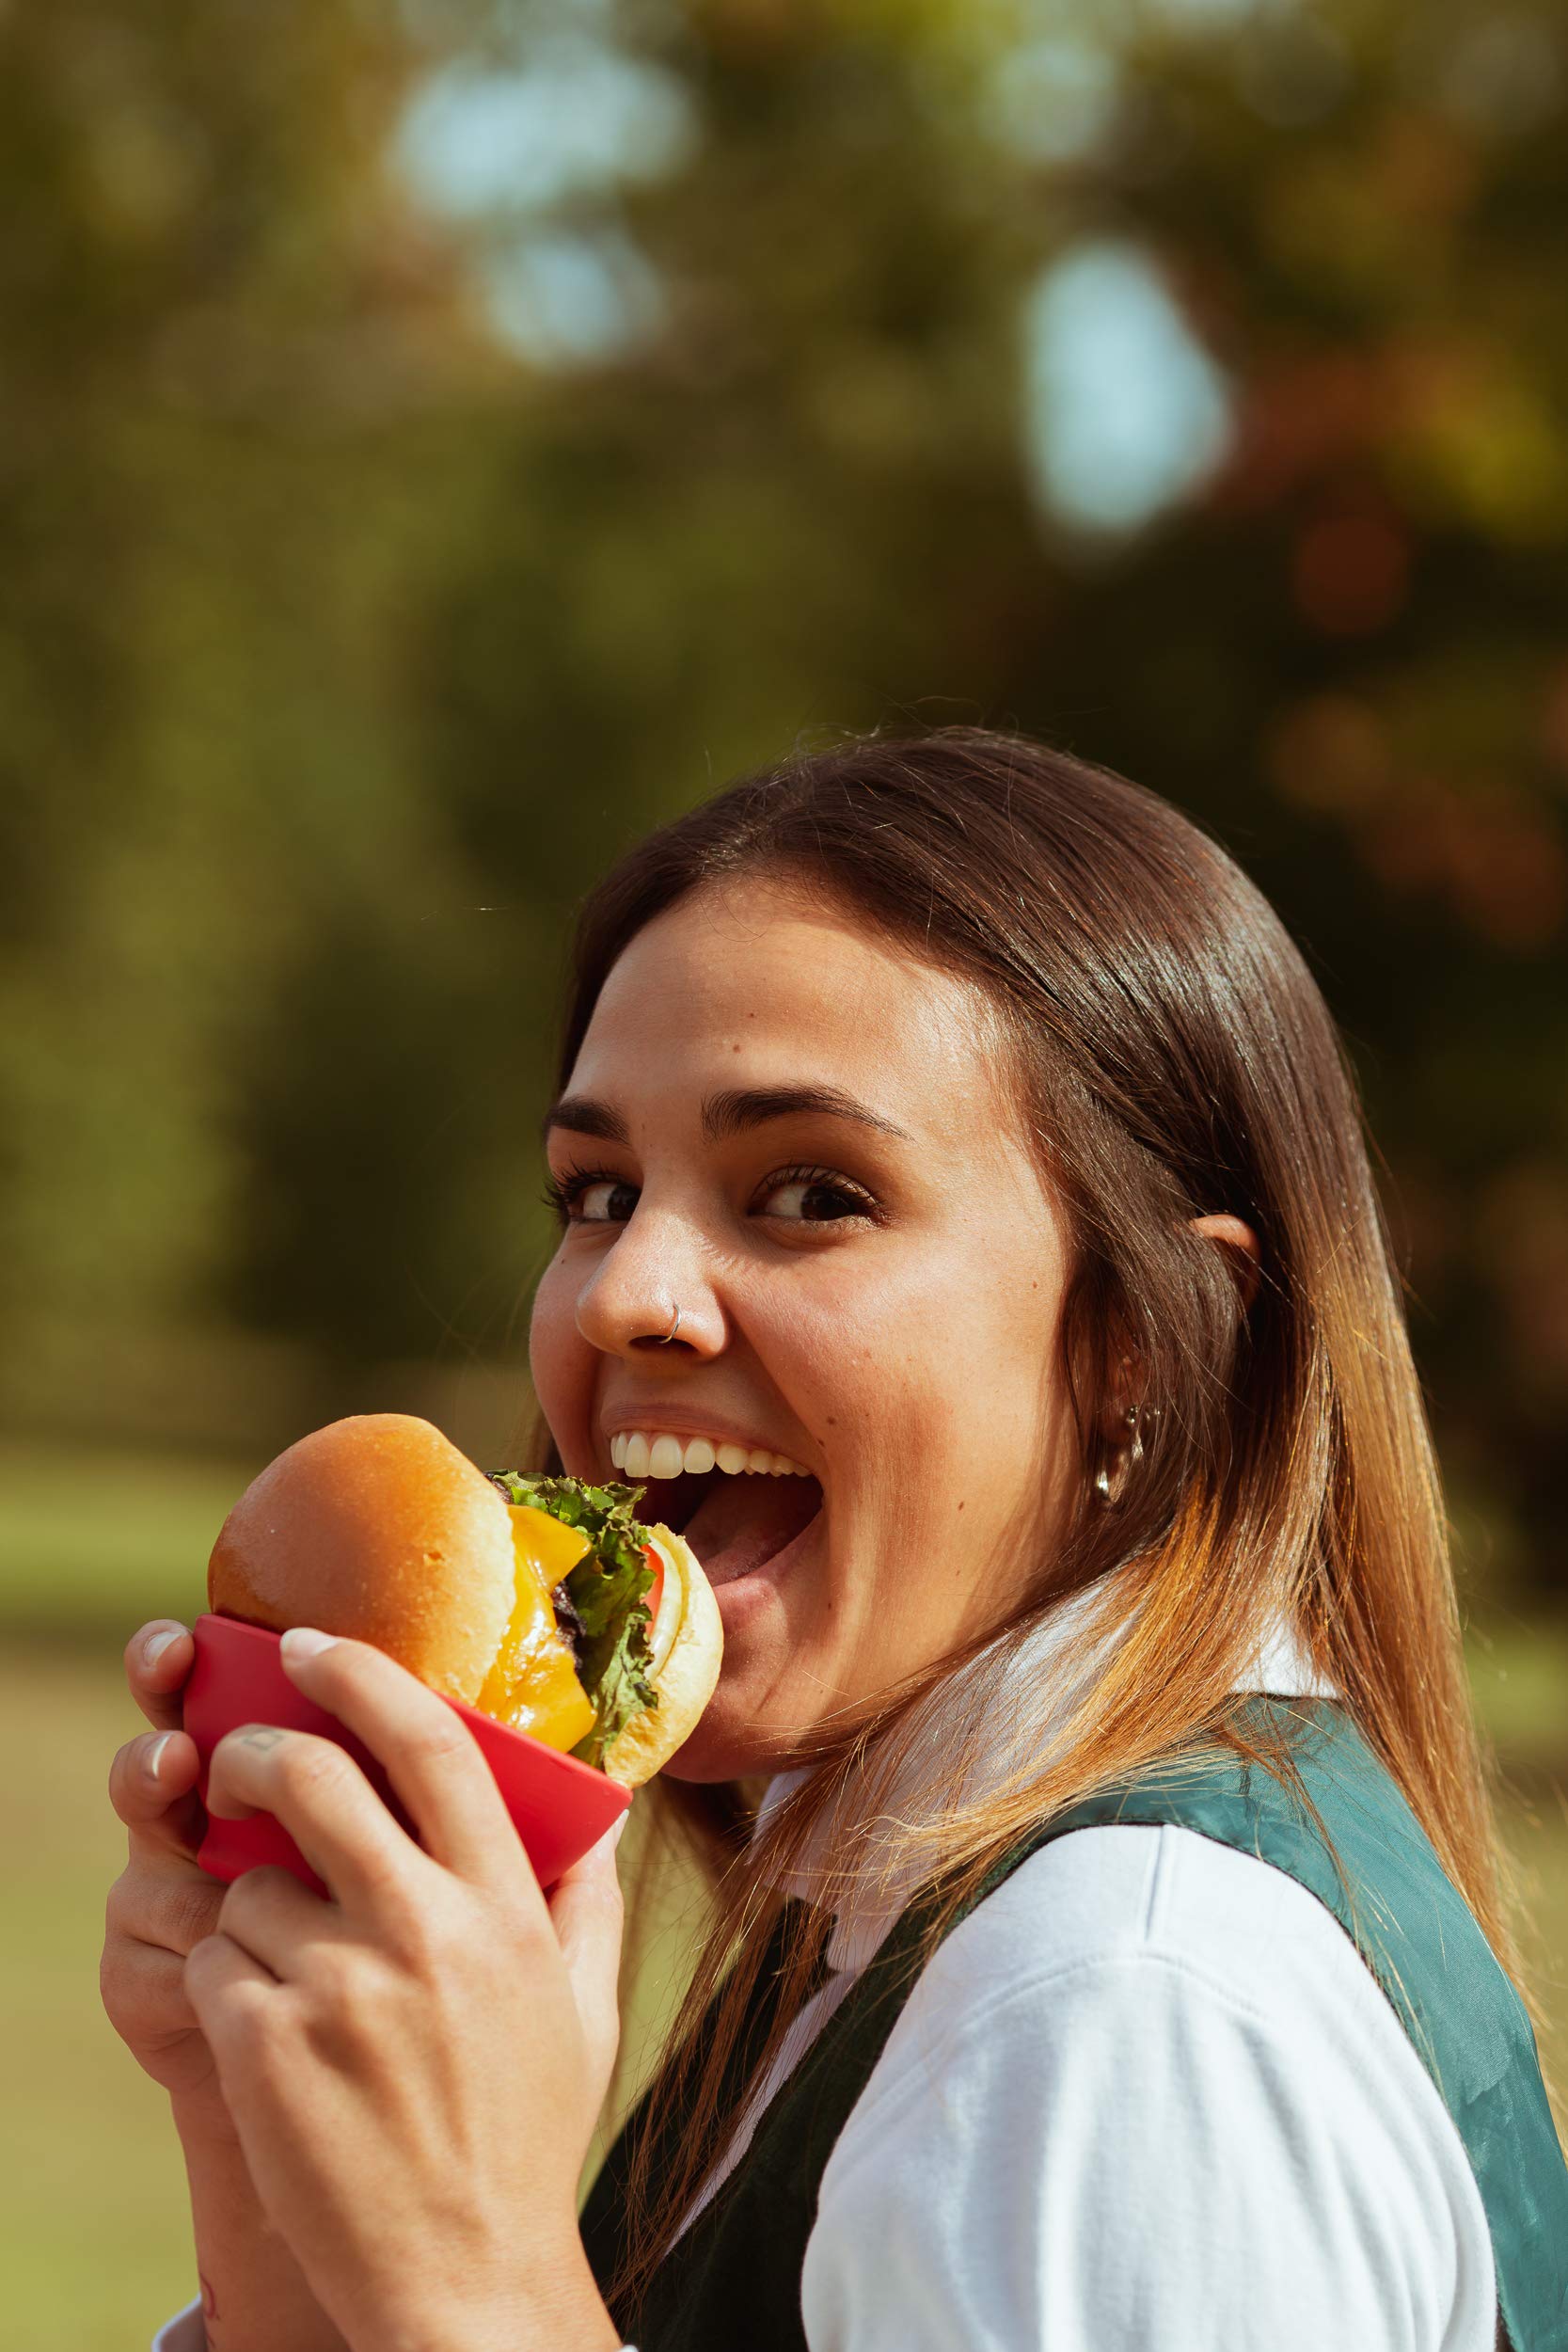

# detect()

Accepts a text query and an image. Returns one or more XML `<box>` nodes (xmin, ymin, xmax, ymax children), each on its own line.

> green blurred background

<box><xmin>4</xmin><ymin>0</ymin><xmax>1566</xmax><ymax>2341</ymax></box>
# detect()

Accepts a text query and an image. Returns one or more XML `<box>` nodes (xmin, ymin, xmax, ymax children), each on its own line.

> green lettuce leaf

<box><xmin>488</xmin><ymin>1470</ymin><xmax>658</xmax><ymax>1770</ymax></box>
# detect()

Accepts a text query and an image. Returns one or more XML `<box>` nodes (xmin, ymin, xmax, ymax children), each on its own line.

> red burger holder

<box><xmin>183</xmin><ymin>1613</ymin><xmax>631</xmax><ymax>1899</ymax></box>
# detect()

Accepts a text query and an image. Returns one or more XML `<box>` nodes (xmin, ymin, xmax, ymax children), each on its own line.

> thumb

<box><xmin>548</xmin><ymin>1811</ymin><xmax>628</xmax><ymax>2089</ymax></box>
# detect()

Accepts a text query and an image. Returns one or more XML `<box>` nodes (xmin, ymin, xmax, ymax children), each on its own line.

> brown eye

<box><xmin>576</xmin><ymin>1178</ymin><xmax>640</xmax><ymax>1224</ymax></box>
<box><xmin>543</xmin><ymin>1167</ymin><xmax>640</xmax><ymax>1225</ymax></box>
<box><xmin>754</xmin><ymin>1167</ymin><xmax>876</xmax><ymax>1223</ymax></box>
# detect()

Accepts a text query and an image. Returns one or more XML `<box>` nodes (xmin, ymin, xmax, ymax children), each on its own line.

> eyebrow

<box><xmin>540</xmin><ymin>1083</ymin><xmax>913</xmax><ymax>1149</ymax></box>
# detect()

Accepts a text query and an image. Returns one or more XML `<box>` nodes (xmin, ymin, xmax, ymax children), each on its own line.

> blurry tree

<box><xmin>0</xmin><ymin>0</ymin><xmax>543</xmax><ymax>1401</ymax></box>
<box><xmin>2</xmin><ymin>0</ymin><xmax>1564</xmax><ymax>1593</ymax></box>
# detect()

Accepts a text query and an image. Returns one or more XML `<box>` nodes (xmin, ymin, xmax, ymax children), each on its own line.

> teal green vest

<box><xmin>583</xmin><ymin>1699</ymin><xmax>1568</xmax><ymax>2352</ymax></box>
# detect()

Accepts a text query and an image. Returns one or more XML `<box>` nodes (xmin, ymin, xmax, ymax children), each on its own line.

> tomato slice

<box><xmin>643</xmin><ymin>1541</ymin><xmax>665</xmax><ymax>1621</ymax></box>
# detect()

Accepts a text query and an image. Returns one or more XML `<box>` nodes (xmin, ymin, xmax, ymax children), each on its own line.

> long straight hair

<box><xmin>524</xmin><ymin>723</ymin><xmax>1544</xmax><ymax>2306</ymax></box>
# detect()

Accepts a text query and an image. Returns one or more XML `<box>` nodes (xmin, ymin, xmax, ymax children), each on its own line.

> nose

<box><xmin>573</xmin><ymin>1212</ymin><xmax>724</xmax><ymax>1362</ymax></box>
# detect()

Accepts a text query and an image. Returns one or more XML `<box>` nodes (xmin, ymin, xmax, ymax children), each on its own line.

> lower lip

<box><xmin>708</xmin><ymin>1507</ymin><xmax>823</xmax><ymax>1621</ymax></box>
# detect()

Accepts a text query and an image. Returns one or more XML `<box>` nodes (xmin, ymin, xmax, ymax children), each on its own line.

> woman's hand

<box><xmin>102</xmin><ymin>1620</ymin><xmax>232</xmax><ymax>2128</ymax></box>
<box><xmin>184</xmin><ymin>1629</ymin><xmax>626</xmax><ymax>2352</ymax></box>
<box><xmin>103</xmin><ymin>1620</ymin><xmax>352</xmax><ymax>2348</ymax></box>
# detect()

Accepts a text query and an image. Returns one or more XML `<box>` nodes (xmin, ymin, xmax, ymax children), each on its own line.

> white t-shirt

<box><xmin>150</xmin><ymin>1597</ymin><xmax>1499</xmax><ymax>2350</ymax></box>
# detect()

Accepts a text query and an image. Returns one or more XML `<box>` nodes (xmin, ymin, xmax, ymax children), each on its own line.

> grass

<box><xmin>3</xmin><ymin>1438</ymin><xmax>1564</xmax><ymax>2344</ymax></box>
<box><xmin>2</xmin><ymin>1650</ymin><xmax>199</xmax><ymax>2348</ymax></box>
<box><xmin>0</xmin><ymin>1438</ymin><xmax>258</xmax><ymax>1644</ymax></box>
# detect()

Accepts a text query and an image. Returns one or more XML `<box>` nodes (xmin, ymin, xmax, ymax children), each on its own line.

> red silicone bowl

<box><xmin>182</xmin><ymin>1612</ymin><xmax>631</xmax><ymax>1898</ymax></box>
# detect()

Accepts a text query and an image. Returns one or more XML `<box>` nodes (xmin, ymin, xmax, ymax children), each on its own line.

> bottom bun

<box><xmin>600</xmin><ymin>1525</ymin><xmax>722</xmax><ymax>1787</ymax></box>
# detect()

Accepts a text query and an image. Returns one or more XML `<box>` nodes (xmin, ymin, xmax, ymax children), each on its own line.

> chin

<box><xmin>657</xmin><ymin>1700</ymin><xmax>803</xmax><ymax>1786</ymax></box>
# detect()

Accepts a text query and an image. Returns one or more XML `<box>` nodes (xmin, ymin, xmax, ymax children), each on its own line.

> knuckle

<box><xmin>108</xmin><ymin>1855</ymin><xmax>223</xmax><ymax>1955</ymax></box>
<box><xmin>214</xmin><ymin>1864</ymin><xmax>284</xmax><ymax>1944</ymax></box>
<box><xmin>98</xmin><ymin>1930</ymin><xmax>132</xmax><ymax>2017</ymax></box>
<box><xmin>166</xmin><ymin>1874</ymin><xmax>225</xmax><ymax>1952</ymax></box>
<box><xmin>104</xmin><ymin>1867</ymin><xmax>136</xmax><ymax>1939</ymax></box>
<box><xmin>300</xmin><ymin>1947</ymin><xmax>380</xmax><ymax>2041</ymax></box>
<box><xmin>352</xmin><ymin>1842</ymin><xmax>406</xmax><ymax>1911</ymax></box>
<box><xmin>182</xmin><ymin>1938</ymin><xmax>256</xmax><ymax>2038</ymax></box>
<box><xmin>105</xmin><ymin>1858</ymin><xmax>161</xmax><ymax>1939</ymax></box>
<box><xmin>180</xmin><ymin>1934</ymin><xmax>220</xmax><ymax>2003</ymax></box>
<box><xmin>214</xmin><ymin>1870</ymin><xmax>257</xmax><ymax>1939</ymax></box>
<box><xmin>494</xmin><ymin>1882</ymin><xmax>546</xmax><ymax>1949</ymax></box>
<box><xmin>101</xmin><ymin>1931</ymin><xmax>182</xmax><ymax>2033</ymax></box>
<box><xmin>299</xmin><ymin>1936</ymin><xmax>356</xmax><ymax>1998</ymax></box>
<box><xmin>385</xmin><ymin>1883</ymin><xmax>464</xmax><ymax>1969</ymax></box>
<box><xmin>278</xmin><ymin>1736</ymin><xmax>346</xmax><ymax>1802</ymax></box>
<box><xmin>299</xmin><ymin>1962</ymin><xmax>388</xmax><ymax>2064</ymax></box>
<box><xmin>411</xmin><ymin>1712</ymin><xmax>472</xmax><ymax>1768</ymax></box>
<box><xmin>203</xmin><ymin>1980</ymin><xmax>284</xmax><ymax>2074</ymax></box>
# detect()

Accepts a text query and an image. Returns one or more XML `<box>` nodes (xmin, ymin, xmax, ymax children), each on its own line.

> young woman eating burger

<box><xmin>104</xmin><ymin>725</ymin><xmax>1566</xmax><ymax>2352</ymax></box>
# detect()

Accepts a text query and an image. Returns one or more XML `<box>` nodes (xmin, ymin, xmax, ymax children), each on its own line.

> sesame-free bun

<box><xmin>601</xmin><ymin>1524</ymin><xmax>723</xmax><ymax>1787</ymax></box>
<box><xmin>207</xmin><ymin>1413</ymin><xmax>515</xmax><ymax>1708</ymax></box>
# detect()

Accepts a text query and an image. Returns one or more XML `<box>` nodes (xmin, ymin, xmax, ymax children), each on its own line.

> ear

<box><xmin>1189</xmin><ymin>1213</ymin><xmax>1261</xmax><ymax>1313</ymax></box>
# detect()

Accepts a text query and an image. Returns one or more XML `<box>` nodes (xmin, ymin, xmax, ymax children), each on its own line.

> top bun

<box><xmin>208</xmin><ymin>1413</ymin><xmax>515</xmax><ymax>1708</ymax></box>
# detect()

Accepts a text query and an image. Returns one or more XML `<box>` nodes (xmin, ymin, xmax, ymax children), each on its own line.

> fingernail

<box><xmin>611</xmin><ymin>1809</ymin><xmax>631</xmax><ymax>1847</ymax></box>
<box><xmin>144</xmin><ymin>1626</ymin><xmax>185</xmax><ymax>1670</ymax></box>
<box><xmin>280</xmin><ymin>1627</ymin><xmax>338</xmax><ymax>1663</ymax></box>
<box><xmin>147</xmin><ymin>1732</ymin><xmax>172</xmax><ymax>1779</ymax></box>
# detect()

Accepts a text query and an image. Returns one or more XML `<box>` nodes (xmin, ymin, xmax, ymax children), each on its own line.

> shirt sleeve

<box><xmin>150</xmin><ymin>2296</ymin><xmax>205</xmax><ymax>2351</ymax></box>
<box><xmin>800</xmin><ymin>1826</ymin><xmax>1496</xmax><ymax>2352</ymax></box>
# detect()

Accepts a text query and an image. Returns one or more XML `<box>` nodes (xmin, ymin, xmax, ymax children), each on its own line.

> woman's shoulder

<box><xmin>853</xmin><ymin>1820</ymin><xmax>1448</xmax><ymax>2099</ymax></box>
<box><xmin>837</xmin><ymin>1831</ymin><xmax>1490</xmax><ymax>2203</ymax></box>
<box><xmin>911</xmin><ymin>1815</ymin><xmax>1401</xmax><ymax>2030</ymax></box>
<box><xmin>801</xmin><ymin>1826</ymin><xmax>1497</xmax><ymax>2350</ymax></box>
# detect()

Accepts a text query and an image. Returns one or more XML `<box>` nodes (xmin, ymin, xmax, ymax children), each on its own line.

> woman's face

<box><xmin>530</xmin><ymin>874</ymin><xmax>1083</xmax><ymax>1779</ymax></box>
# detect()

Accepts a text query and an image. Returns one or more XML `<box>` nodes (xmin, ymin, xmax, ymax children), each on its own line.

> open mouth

<box><xmin>636</xmin><ymin>1464</ymin><xmax>825</xmax><ymax>1588</ymax></box>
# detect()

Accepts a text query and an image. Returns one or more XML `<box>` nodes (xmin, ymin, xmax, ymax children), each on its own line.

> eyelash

<box><xmin>540</xmin><ymin>1160</ymin><xmax>880</xmax><ymax>1227</ymax></box>
<box><xmin>539</xmin><ymin>1163</ymin><xmax>617</xmax><ymax>1223</ymax></box>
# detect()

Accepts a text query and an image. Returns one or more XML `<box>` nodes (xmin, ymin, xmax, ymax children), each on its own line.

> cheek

<box><xmin>527</xmin><ymin>1256</ymin><xmax>594</xmax><ymax>1457</ymax></box>
<box><xmin>800</xmin><ymin>1239</ymin><xmax>1041</xmax><ymax>1454</ymax></box>
<box><xmin>803</xmin><ymin>1246</ymin><xmax>1061</xmax><ymax>1572</ymax></box>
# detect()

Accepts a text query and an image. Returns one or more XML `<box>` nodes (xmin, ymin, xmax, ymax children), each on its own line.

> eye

<box><xmin>753</xmin><ymin>1164</ymin><xmax>878</xmax><ymax>1224</ymax></box>
<box><xmin>578</xmin><ymin>1179</ymin><xmax>639</xmax><ymax>1224</ymax></box>
<box><xmin>543</xmin><ymin>1167</ymin><xmax>640</xmax><ymax>1226</ymax></box>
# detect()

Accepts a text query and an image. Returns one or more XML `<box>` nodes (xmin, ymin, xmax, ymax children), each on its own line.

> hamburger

<box><xmin>207</xmin><ymin>1413</ymin><xmax>722</xmax><ymax>1784</ymax></box>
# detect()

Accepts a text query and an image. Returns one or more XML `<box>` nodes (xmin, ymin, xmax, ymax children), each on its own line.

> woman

<box><xmin>104</xmin><ymin>726</ymin><xmax>1567</xmax><ymax>2351</ymax></box>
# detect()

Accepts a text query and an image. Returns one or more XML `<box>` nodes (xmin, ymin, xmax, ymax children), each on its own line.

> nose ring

<box><xmin>658</xmin><ymin>1301</ymin><xmax>683</xmax><ymax>1344</ymax></box>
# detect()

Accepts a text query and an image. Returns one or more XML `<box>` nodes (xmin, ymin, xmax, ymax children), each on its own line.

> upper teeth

<box><xmin>610</xmin><ymin>1430</ymin><xmax>813</xmax><ymax>1480</ymax></box>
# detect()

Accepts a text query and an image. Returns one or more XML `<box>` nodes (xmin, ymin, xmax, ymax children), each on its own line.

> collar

<box><xmin>752</xmin><ymin>1567</ymin><xmax>1339</xmax><ymax>1977</ymax></box>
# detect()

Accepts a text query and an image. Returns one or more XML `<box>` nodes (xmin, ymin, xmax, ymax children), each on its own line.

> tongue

<box><xmin>656</xmin><ymin>1473</ymin><xmax>822</xmax><ymax>1587</ymax></box>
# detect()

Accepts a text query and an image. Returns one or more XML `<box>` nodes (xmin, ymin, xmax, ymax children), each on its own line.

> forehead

<box><xmin>567</xmin><ymin>875</ymin><xmax>1010</xmax><ymax>1136</ymax></box>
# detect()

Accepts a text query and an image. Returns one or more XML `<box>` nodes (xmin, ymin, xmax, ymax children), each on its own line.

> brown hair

<box><xmin>525</xmin><ymin>722</ymin><xmax>1540</xmax><ymax>2306</ymax></box>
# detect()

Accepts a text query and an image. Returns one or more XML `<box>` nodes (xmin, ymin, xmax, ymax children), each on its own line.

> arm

<box><xmin>155</xmin><ymin>2113</ymin><xmax>640</xmax><ymax>2352</ymax></box>
<box><xmin>170</xmin><ymin>2103</ymin><xmax>346</xmax><ymax>2352</ymax></box>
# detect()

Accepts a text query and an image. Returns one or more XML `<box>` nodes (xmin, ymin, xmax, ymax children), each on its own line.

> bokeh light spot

<box><xmin>1023</xmin><ymin>239</ymin><xmax>1232</xmax><ymax>533</ymax></box>
<box><xmin>478</xmin><ymin>225</ymin><xmax>667</xmax><ymax>368</ymax></box>
<box><xmin>396</xmin><ymin>45</ymin><xmax>699</xmax><ymax>219</ymax></box>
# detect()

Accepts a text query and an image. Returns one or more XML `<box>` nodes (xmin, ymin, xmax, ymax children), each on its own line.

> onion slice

<box><xmin>644</xmin><ymin>1531</ymin><xmax>686</xmax><ymax>1675</ymax></box>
